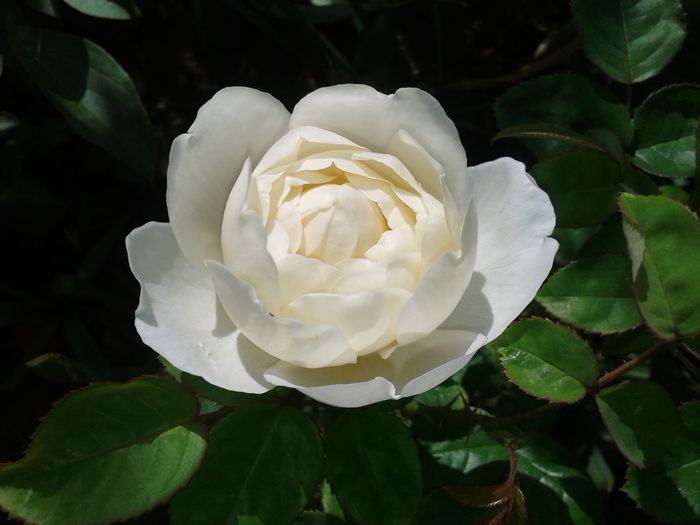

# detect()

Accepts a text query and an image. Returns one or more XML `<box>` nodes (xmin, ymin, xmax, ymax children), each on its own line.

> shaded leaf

<box><xmin>0</xmin><ymin>377</ymin><xmax>206</xmax><ymax>525</ymax></box>
<box><xmin>493</xmin><ymin>319</ymin><xmax>597</xmax><ymax>402</ymax></box>
<box><xmin>25</xmin><ymin>0</ymin><xmax>60</xmax><ymax>17</ymax></box>
<box><xmin>620</xmin><ymin>194</ymin><xmax>700</xmax><ymax>339</ymax></box>
<box><xmin>572</xmin><ymin>0</ymin><xmax>686</xmax><ymax>83</ymax></box>
<box><xmin>171</xmin><ymin>405</ymin><xmax>322</xmax><ymax>525</ymax></box>
<box><xmin>6</xmin><ymin>23</ymin><xmax>156</xmax><ymax>177</ymax></box>
<box><xmin>551</xmin><ymin>226</ymin><xmax>601</xmax><ymax>265</ymax></box>
<box><xmin>633</xmin><ymin>84</ymin><xmax>700</xmax><ymax>178</ymax></box>
<box><xmin>597</xmin><ymin>381</ymin><xmax>681</xmax><ymax>467</ymax></box>
<box><xmin>578</xmin><ymin>216</ymin><xmax>629</xmax><ymax>258</ymax></box>
<box><xmin>536</xmin><ymin>254</ymin><xmax>641</xmax><ymax>334</ymax></box>
<box><xmin>601</xmin><ymin>326</ymin><xmax>656</xmax><ymax>358</ymax></box>
<box><xmin>494</xmin><ymin>74</ymin><xmax>632</xmax><ymax>157</ymax></box>
<box><xmin>659</xmin><ymin>184</ymin><xmax>691</xmax><ymax>203</ymax></box>
<box><xmin>493</xmin><ymin>124</ymin><xmax>607</xmax><ymax>152</ymax></box>
<box><xmin>63</xmin><ymin>0</ymin><xmax>140</xmax><ymax>19</ymax></box>
<box><xmin>623</xmin><ymin>401</ymin><xmax>700</xmax><ymax>523</ymax></box>
<box><xmin>326</xmin><ymin>410</ymin><xmax>421</xmax><ymax>525</ymax></box>
<box><xmin>531</xmin><ymin>150</ymin><xmax>620</xmax><ymax>228</ymax></box>
<box><xmin>516</xmin><ymin>433</ymin><xmax>602</xmax><ymax>525</ymax></box>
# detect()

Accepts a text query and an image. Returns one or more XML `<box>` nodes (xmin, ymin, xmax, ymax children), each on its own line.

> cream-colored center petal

<box><xmin>230</xmin><ymin>125</ymin><xmax>468</xmax><ymax>366</ymax></box>
<box><xmin>297</xmin><ymin>183</ymin><xmax>387</xmax><ymax>264</ymax></box>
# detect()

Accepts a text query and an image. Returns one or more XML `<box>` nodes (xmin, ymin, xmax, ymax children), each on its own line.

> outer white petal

<box><xmin>396</xmin><ymin>199</ymin><xmax>478</xmax><ymax>344</ymax></box>
<box><xmin>221</xmin><ymin>159</ymin><xmax>280</xmax><ymax>313</ymax></box>
<box><xmin>264</xmin><ymin>329</ymin><xmax>485</xmax><ymax>408</ymax></box>
<box><xmin>289</xmin><ymin>84</ymin><xmax>468</xmax><ymax>216</ymax></box>
<box><xmin>207</xmin><ymin>260</ymin><xmax>358</xmax><ymax>369</ymax></box>
<box><xmin>126</xmin><ymin>222</ymin><xmax>277</xmax><ymax>393</ymax></box>
<box><xmin>441</xmin><ymin>158</ymin><xmax>558</xmax><ymax>342</ymax></box>
<box><xmin>167</xmin><ymin>87</ymin><xmax>290</xmax><ymax>267</ymax></box>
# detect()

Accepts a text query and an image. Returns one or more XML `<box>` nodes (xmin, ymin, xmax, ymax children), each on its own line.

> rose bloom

<box><xmin>127</xmin><ymin>85</ymin><xmax>557</xmax><ymax>407</ymax></box>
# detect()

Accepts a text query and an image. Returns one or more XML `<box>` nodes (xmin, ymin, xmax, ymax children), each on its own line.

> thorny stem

<box><xmin>594</xmin><ymin>341</ymin><xmax>666</xmax><ymax>390</ymax></box>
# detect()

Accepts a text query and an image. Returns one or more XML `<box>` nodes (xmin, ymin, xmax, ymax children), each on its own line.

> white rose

<box><xmin>126</xmin><ymin>84</ymin><xmax>557</xmax><ymax>408</ymax></box>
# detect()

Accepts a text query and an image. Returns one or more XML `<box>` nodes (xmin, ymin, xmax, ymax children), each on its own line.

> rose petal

<box><xmin>440</xmin><ymin>158</ymin><xmax>558</xmax><ymax>341</ymax></box>
<box><xmin>126</xmin><ymin>222</ymin><xmax>276</xmax><ymax>393</ymax></box>
<box><xmin>289</xmin><ymin>84</ymin><xmax>468</xmax><ymax>216</ymax></box>
<box><xmin>167</xmin><ymin>87</ymin><xmax>290</xmax><ymax>267</ymax></box>
<box><xmin>207</xmin><ymin>260</ymin><xmax>357</xmax><ymax>369</ymax></box>
<box><xmin>396</xmin><ymin>198</ymin><xmax>478</xmax><ymax>344</ymax></box>
<box><xmin>283</xmin><ymin>288</ymin><xmax>412</xmax><ymax>355</ymax></box>
<box><xmin>220</xmin><ymin>159</ymin><xmax>280</xmax><ymax>313</ymax></box>
<box><xmin>264</xmin><ymin>329</ymin><xmax>485</xmax><ymax>407</ymax></box>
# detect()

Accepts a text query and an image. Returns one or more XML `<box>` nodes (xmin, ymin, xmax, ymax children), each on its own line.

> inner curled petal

<box><xmin>297</xmin><ymin>184</ymin><xmax>387</xmax><ymax>264</ymax></box>
<box><xmin>219</xmin><ymin>125</ymin><xmax>465</xmax><ymax>364</ymax></box>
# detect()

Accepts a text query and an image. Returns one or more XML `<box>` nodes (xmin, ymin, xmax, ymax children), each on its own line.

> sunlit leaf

<box><xmin>537</xmin><ymin>254</ymin><xmax>641</xmax><ymax>334</ymax></box>
<box><xmin>620</xmin><ymin>194</ymin><xmax>700</xmax><ymax>339</ymax></box>
<box><xmin>633</xmin><ymin>84</ymin><xmax>700</xmax><ymax>178</ymax></box>
<box><xmin>597</xmin><ymin>381</ymin><xmax>681</xmax><ymax>467</ymax></box>
<box><xmin>0</xmin><ymin>377</ymin><xmax>206</xmax><ymax>525</ymax></box>
<box><xmin>493</xmin><ymin>319</ymin><xmax>597</xmax><ymax>402</ymax></box>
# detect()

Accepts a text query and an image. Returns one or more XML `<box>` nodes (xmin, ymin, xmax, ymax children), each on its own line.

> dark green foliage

<box><xmin>170</xmin><ymin>406</ymin><xmax>322</xmax><ymax>525</ymax></box>
<box><xmin>325</xmin><ymin>410</ymin><xmax>422</xmax><ymax>525</ymax></box>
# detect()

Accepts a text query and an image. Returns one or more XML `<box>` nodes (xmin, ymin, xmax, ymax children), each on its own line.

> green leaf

<box><xmin>493</xmin><ymin>124</ymin><xmax>608</xmax><ymax>152</ymax></box>
<box><xmin>551</xmin><ymin>226</ymin><xmax>600</xmax><ymax>265</ymax></box>
<box><xmin>516</xmin><ymin>433</ymin><xmax>602</xmax><ymax>525</ymax></box>
<box><xmin>25</xmin><ymin>0</ymin><xmax>60</xmax><ymax>17</ymax></box>
<box><xmin>171</xmin><ymin>405</ymin><xmax>322</xmax><ymax>525</ymax></box>
<box><xmin>620</xmin><ymin>193</ymin><xmax>700</xmax><ymax>339</ymax></box>
<box><xmin>415</xmin><ymin>380</ymin><xmax>466</xmax><ymax>409</ymax></box>
<box><xmin>0</xmin><ymin>377</ymin><xmax>206</xmax><ymax>525</ymax></box>
<box><xmin>531</xmin><ymin>150</ymin><xmax>621</xmax><ymax>228</ymax></box>
<box><xmin>597</xmin><ymin>381</ymin><xmax>681</xmax><ymax>467</ymax></box>
<box><xmin>621</xmin><ymin>165</ymin><xmax>660</xmax><ymax>195</ymax></box>
<box><xmin>623</xmin><ymin>401</ymin><xmax>700</xmax><ymax>523</ymax></box>
<box><xmin>572</xmin><ymin>0</ymin><xmax>686</xmax><ymax>83</ymax></box>
<box><xmin>494</xmin><ymin>74</ymin><xmax>632</xmax><ymax>157</ymax></box>
<box><xmin>584</xmin><ymin>445</ymin><xmax>615</xmax><ymax>493</ymax></box>
<box><xmin>659</xmin><ymin>184</ymin><xmax>691</xmax><ymax>203</ymax></box>
<box><xmin>6</xmin><ymin>23</ymin><xmax>156</xmax><ymax>177</ymax></box>
<box><xmin>321</xmin><ymin>480</ymin><xmax>345</xmax><ymax>521</ymax></box>
<box><xmin>325</xmin><ymin>410</ymin><xmax>422</xmax><ymax>525</ymax></box>
<box><xmin>422</xmin><ymin>429</ymin><xmax>510</xmax><ymax>487</ymax></box>
<box><xmin>578</xmin><ymin>216</ymin><xmax>629</xmax><ymax>258</ymax></box>
<box><xmin>0</xmin><ymin>112</ymin><xmax>21</xmax><ymax>134</ymax></box>
<box><xmin>493</xmin><ymin>319</ymin><xmax>597</xmax><ymax>402</ymax></box>
<box><xmin>633</xmin><ymin>84</ymin><xmax>700</xmax><ymax>178</ymax></box>
<box><xmin>63</xmin><ymin>0</ymin><xmax>140</xmax><ymax>19</ymax></box>
<box><xmin>601</xmin><ymin>326</ymin><xmax>656</xmax><ymax>358</ymax></box>
<box><xmin>537</xmin><ymin>254</ymin><xmax>641</xmax><ymax>334</ymax></box>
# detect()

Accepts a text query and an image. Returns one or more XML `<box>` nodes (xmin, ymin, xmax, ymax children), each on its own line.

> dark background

<box><xmin>2</xmin><ymin>1</ymin><xmax>698</xmax><ymax>523</ymax></box>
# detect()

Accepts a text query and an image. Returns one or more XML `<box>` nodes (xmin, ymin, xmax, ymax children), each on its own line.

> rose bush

<box><xmin>126</xmin><ymin>84</ymin><xmax>557</xmax><ymax>407</ymax></box>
